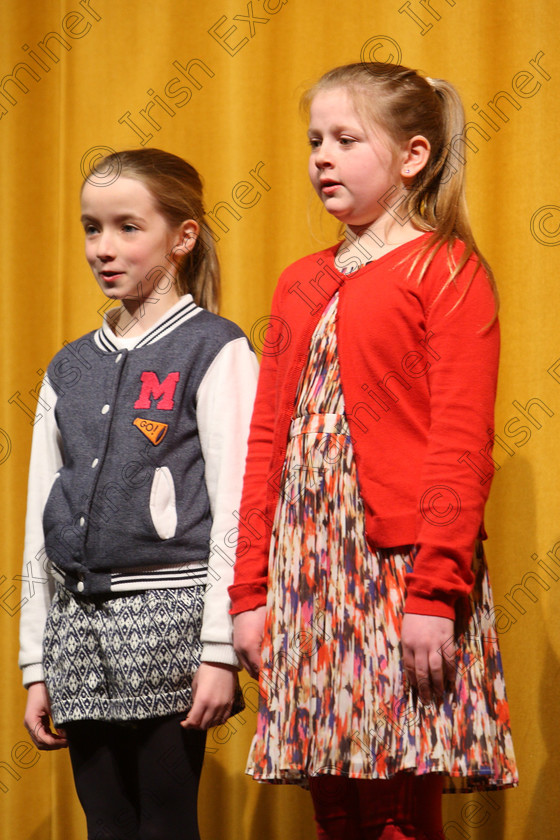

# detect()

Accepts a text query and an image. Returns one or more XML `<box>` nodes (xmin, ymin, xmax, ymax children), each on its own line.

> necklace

<box><xmin>337</xmin><ymin>258</ymin><xmax>373</xmax><ymax>275</ymax></box>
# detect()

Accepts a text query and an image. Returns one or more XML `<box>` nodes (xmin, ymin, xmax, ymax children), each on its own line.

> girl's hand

<box><xmin>232</xmin><ymin>606</ymin><xmax>266</xmax><ymax>679</ymax></box>
<box><xmin>401</xmin><ymin>613</ymin><xmax>456</xmax><ymax>704</ymax></box>
<box><xmin>181</xmin><ymin>662</ymin><xmax>238</xmax><ymax>730</ymax></box>
<box><xmin>24</xmin><ymin>682</ymin><xmax>68</xmax><ymax>750</ymax></box>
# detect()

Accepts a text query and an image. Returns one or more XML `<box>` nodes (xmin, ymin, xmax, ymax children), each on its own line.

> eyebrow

<box><xmin>307</xmin><ymin>123</ymin><xmax>360</xmax><ymax>136</ymax></box>
<box><xmin>80</xmin><ymin>213</ymin><xmax>147</xmax><ymax>223</ymax></box>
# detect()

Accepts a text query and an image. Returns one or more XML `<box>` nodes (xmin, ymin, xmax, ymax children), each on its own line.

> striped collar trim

<box><xmin>93</xmin><ymin>296</ymin><xmax>202</xmax><ymax>353</ymax></box>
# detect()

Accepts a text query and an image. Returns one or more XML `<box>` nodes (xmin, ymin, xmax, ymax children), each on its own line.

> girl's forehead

<box><xmin>83</xmin><ymin>174</ymin><xmax>148</xmax><ymax>195</ymax></box>
<box><xmin>308</xmin><ymin>87</ymin><xmax>371</xmax><ymax>131</ymax></box>
<box><xmin>310</xmin><ymin>87</ymin><xmax>354</xmax><ymax>111</ymax></box>
<box><xmin>81</xmin><ymin>175</ymin><xmax>156</xmax><ymax>209</ymax></box>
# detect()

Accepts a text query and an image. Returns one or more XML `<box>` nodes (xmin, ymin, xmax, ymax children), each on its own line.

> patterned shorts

<box><xmin>44</xmin><ymin>583</ymin><xmax>205</xmax><ymax>725</ymax></box>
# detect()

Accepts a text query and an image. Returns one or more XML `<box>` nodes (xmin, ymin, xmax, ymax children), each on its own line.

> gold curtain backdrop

<box><xmin>1</xmin><ymin>1</ymin><xmax>558</xmax><ymax>837</ymax></box>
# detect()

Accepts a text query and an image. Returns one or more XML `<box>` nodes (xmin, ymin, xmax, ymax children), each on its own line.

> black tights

<box><xmin>65</xmin><ymin>714</ymin><xmax>206</xmax><ymax>840</ymax></box>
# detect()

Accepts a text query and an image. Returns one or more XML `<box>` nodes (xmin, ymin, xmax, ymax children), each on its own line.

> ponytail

<box><xmin>407</xmin><ymin>78</ymin><xmax>496</xmax><ymax>297</ymax></box>
<box><xmin>183</xmin><ymin>221</ymin><xmax>221</xmax><ymax>313</ymax></box>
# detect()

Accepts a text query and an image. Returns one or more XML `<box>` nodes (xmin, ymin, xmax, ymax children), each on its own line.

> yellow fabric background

<box><xmin>1</xmin><ymin>1</ymin><xmax>558</xmax><ymax>837</ymax></box>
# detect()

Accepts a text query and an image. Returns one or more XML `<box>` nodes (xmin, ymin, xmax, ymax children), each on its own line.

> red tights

<box><xmin>309</xmin><ymin>773</ymin><xmax>445</xmax><ymax>840</ymax></box>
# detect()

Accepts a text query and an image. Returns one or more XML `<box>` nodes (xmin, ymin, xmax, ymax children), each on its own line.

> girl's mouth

<box><xmin>320</xmin><ymin>181</ymin><xmax>341</xmax><ymax>196</ymax></box>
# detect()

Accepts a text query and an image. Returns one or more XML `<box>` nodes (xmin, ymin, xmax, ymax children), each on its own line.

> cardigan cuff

<box><xmin>228</xmin><ymin>581</ymin><xmax>268</xmax><ymax>615</ymax></box>
<box><xmin>403</xmin><ymin>592</ymin><xmax>456</xmax><ymax>621</ymax></box>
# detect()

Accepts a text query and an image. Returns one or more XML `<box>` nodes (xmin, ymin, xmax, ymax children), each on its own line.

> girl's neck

<box><xmin>335</xmin><ymin>219</ymin><xmax>427</xmax><ymax>271</ymax></box>
<box><xmin>110</xmin><ymin>288</ymin><xmax>182</xmax><ymax>337</ymax></box>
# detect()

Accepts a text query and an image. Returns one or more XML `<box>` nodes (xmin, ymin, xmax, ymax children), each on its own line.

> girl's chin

<box><xmin>320</xmin><ymin>203</ymin><xmax>370</xmax><ymax>227</ymax></box>
<box><xmin>97</xmin><ymin>284</ymin><xmax>126</xmax><ymax>299</ymax></box>
<box><xmin>321</xmin><ymin>204</ymin><xmax>349</xmax><ymax>222</ymax></box>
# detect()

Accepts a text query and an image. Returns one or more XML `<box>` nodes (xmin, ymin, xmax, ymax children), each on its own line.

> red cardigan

<box><xmin>229</xmin><ymin>235</ymin><xmax>499</xmax><ymax>620</ymax></box>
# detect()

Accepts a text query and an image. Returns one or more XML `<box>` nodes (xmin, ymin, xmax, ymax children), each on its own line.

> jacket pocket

<box><xmin>149</xmin><ymin>466</ymin><xmax>177</xmax><ymax>539</ymax></box>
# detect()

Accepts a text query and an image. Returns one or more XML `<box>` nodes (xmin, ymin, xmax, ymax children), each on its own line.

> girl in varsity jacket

<box><xmin>19</xmin><ymin>148</ymin><xmax>258</xmax><ymax>840</ymax></box>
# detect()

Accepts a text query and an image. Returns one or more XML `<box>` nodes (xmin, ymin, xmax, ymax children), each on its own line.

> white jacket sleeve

<box><xmin>18</xmin><ymin>378</ymin><xmax>62</xmax><ymax>687</ymax></box>
<box><xmin>196</xmin><ymin>337</ymin><xmax>259</xmax><ymax>666</ymax></box>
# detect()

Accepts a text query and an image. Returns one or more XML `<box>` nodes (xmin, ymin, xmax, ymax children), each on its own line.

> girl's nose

<box><xmin>96</xmin><ymin>231</ymin><xmax>116</xmax><ymax>260</ymax></box>
<box><xmin>314</xmin><ymin>143</ymin><xmax>333</xmax><ymax>169</ymax></box>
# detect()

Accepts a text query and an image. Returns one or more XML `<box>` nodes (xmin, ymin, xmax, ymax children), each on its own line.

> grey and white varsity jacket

<box><xmin>19</xmin><ymin>295</ymin><xmax>259</xmax><ymax>686</ymax></box>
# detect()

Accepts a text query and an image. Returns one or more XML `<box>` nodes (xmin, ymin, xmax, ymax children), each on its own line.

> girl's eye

<box><xmin>84</xmin><ymin>224</ymin><xmax>98</xmax><ymax>235</ymax></box>
<box><xmin>122</xmin><ymin>224</ymin><xmax>138</xmax><ymax>233</ymax></box>
<box><xmin>308</xmin><ymin>138</ymin><xmax>321</xmax><ymax>149</ymax></box>
<box><xmin>339</xmin><ymin>137</ymin><xmax>355</xmax><ymax>146</ymax></box>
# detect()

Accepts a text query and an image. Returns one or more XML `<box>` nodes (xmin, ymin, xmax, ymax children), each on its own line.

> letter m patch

<box><xmin>134</xmin><ymin>371</ymin><xmax>180</xmax><ymax>410</ymax></box>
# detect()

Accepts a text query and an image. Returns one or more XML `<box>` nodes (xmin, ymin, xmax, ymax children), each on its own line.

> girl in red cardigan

<box><xmin>230</xmin><ymin>62</ymin><xmax>517</xmax><ymax>839</ymax></box>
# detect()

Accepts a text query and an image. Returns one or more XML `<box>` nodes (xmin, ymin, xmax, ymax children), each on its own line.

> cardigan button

<box><xmin>77</xmin><ymin>581</ymin><xmax>84</xmax><ymax>593</ymax></box>
<box><xmin>91</xmin><ymin>458</ymin><xmax>99</xmax><ymax>468</ymax></box>
<box><xmin>101</xmin><ymin>404</ymin><xmax>110</xmax><ymax>414</ymax></box>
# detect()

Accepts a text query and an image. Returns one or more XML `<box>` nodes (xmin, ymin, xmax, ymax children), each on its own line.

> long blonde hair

<box><xmin>302</xmin><ymin>62</ymin><xmax>497</xmax><ymax>302</ymax></box>
<box><xmin>85</xmin><ymin>148</ymin><xmax>220</xmax><ymax>312</ymax></box>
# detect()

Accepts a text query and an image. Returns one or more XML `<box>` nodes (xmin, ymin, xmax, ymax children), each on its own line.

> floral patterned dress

<box><xmin>248</xmin><ymin>293</ymin><xmax>517</xmax><ymax>792</ymax></box>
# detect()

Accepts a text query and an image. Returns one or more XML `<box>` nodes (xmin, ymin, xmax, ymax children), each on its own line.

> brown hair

<box><xmin>85</xmin><ymin>148</ymin><xmax>220</xmax><ymax>312</ymax></box>
<box><xmin>302</xmin><ymin>62</ymin><xmax>497</xmax><ymax>303</ymax></box>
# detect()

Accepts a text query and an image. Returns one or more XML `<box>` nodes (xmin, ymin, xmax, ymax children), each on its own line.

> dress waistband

<box><xmin>289</xmin><ymin>413</ymin><xmax>349</xmax><ymax>437</ymax></box>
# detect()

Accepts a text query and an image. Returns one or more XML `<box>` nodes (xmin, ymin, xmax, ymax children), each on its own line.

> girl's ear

<box><xmin>170</xmin><ymin>219</ymin><xmax>200</xmax><ymax>262</ymax></box>
<box><xmin>401</xmin><ymin>135</ymin><xmax>431</xmax><ymax>179</ymax></box>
